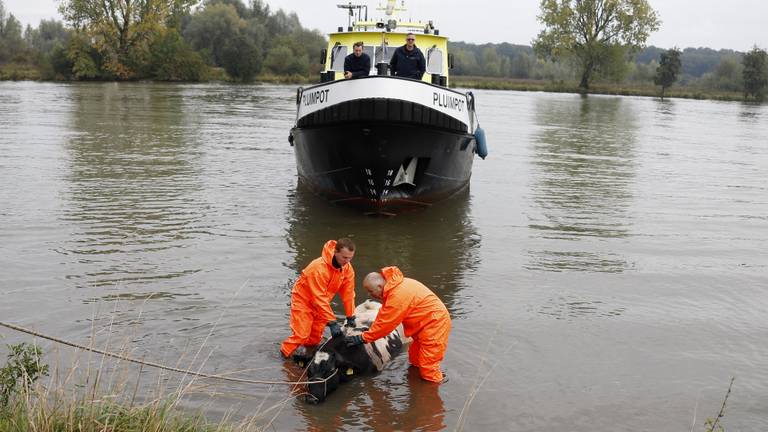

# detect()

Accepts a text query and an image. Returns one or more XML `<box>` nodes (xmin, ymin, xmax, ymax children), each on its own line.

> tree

<box><xmin>0</xmin><ymin>1</ymin><xmax>26</xmax><ymax>63</ymax></box>
<box><xmin>742</xmin><ymin>46</ymin><xmax>767</xmax><ymax>101</ymax></box>
<box><xmin>700</xmin><ymin>56</ymin><xmax>743</xmax><ymax>92</ymax></box>
<box><xmin>184</xmin><ymin>3</ymin><xmax>243</xmax><ymax>66</ymax></box>
<box><xmin>533</xmin><ymin>0</ymin><xmax>660</xmax><ymax>90</ymax></box>
<box><xmin>653</xmin><ymin>47</ymin><xmax>681</xmax><ymax>99</ymax></box>
<box><xmin>58</xmin><ymin>0</ymin><xmax>197</xmax><ymax>78</ymax></box>
<box><xmin>147</xmin><ymin>29</ymin><xmax>206</xmax><ymax>81</ymax></box>
<box><xmin>221</xmin><ymin>34</ymin><xmax>260</xmax><ymax>80</ymax></box>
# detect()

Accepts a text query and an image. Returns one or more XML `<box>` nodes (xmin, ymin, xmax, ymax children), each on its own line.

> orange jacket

<box><xmin>292</xmin><ymin>240</ymin><xmax>355</xmax><ymax>322</ymax></box>
<box><xmin>363</xmin><ymin>266</ymin><xmax>449</xmax><ymax>343</ymax></box>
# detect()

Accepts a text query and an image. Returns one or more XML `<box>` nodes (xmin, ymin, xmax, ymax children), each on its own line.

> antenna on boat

<box><xmin>337</xmin><ymin>2</ymin><xmax>368</xmax><ymax>29</ymax></box>
<box><xmin>378</xmin><ymin>0</ymin><xmax>406</xmax><ymax>17</ymax></box>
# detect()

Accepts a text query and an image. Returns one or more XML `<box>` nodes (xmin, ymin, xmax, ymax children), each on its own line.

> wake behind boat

<box><xmin>289</xmin><ymin>1</ymin><xmax>488</xmax><ymax>215</ymax></box>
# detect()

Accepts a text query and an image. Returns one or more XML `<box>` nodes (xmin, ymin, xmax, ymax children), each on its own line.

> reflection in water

<box><xmin>528</xmin><ymin>96</ymin><xmax>638</xmax><ymax>272</ymax></box>
<box><xmin>738</xmin><ymin>102</ymin><xmax>763</xmax><ymax>123</ymax></box>
<box><xmin>297</xmin><ymin>366</ymin><xmax>445</xmax><ymax>432</ymax></box>
<box><xmin>285</xmin><ymin>184</ymin><xmax>480</xmax><ymax>317</ymax></box>
<box><xmin>61</xmin><ymin>84</ymin><xmax>207</xmax><ymax>290</ymax></box>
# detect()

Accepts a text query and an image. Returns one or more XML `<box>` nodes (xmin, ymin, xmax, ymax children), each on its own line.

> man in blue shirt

<box><xmin>344</xmin><ymin>41</ymin><xmax>371</xmax><ymax>79</ymax></box>
<box><xmin>389</xmin><ymin>33</ymin><xmax>426</xmax><ymax>80</ymax></box>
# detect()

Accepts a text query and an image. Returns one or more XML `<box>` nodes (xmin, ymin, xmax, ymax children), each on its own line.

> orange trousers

<box><xmin>407</xmin><ymin>314</ymin><xmax>451</xmax><ymax>382</ymax></box>
<box><xmin>280</xmin><ymin>300</ymin><xmax>328</xmax><ymax>358</ymax></box>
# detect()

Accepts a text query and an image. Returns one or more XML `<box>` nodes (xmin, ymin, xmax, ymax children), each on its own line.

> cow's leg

<box><xmin>280</xmin><ymin>306</ymin><xmax>316</xmax><ymax>358</ymax></box>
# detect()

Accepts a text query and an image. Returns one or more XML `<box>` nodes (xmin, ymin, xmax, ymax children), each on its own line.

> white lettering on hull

<box><xmin>302</xmin><ymin>89</ymin><xmax>330</xmax><ymax>106</ymax></box>
<box><xmin>432</xmin><ymin>92</ymin><xmax>465</xmax><ymax>112</ymax></box>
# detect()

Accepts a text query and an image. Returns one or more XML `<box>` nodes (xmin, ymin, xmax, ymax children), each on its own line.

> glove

<box><xmin>345</xmin><ymin>334</ymin><xmax>364</xmax><ymax>347</ymax></box>
<box><xmin>327</xmin><ymin>321</ymin><xmax>343</xmax><ymax>338</ymax></box>
<box><xmin>345</xmin><ymin>315</ymin><xmax>356</xmax><ymax>328</ymax></box>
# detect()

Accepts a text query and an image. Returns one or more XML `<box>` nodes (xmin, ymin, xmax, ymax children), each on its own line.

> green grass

<box><xmin>0</xmin><ymin>337</ymin><xmax>302</xmax><ymax>432</ymax></box>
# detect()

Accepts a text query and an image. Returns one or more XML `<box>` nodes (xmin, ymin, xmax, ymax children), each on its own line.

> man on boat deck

<box><xmin>344</xmin><ymin>41</ymin><xmax>371</xmax><ymax>79</ymax></box>
<box><xmin>280</xmin><ymin>238</ymin><xmax>357</xmax><ymax>358</ymax></box>
<box><xmin>389</xmin><ymin>33</ymin><xmax>426</xmax><ymax>80</ymax></box>
<box><xmin>345</xmin><ymin>266</ymin><xmax>451</xmax><ymax>383</ymax></box>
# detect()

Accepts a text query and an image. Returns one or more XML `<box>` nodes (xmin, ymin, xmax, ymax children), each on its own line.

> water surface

<box><xmin>1</xmin><ymin>81</ymin><xmax>767</xmax><ymax>431</ymax></box>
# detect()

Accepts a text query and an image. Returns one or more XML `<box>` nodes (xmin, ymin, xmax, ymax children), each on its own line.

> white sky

<box><xmin>3</xmin><ymin>0</ymin><xmax>767</xmax><ymax>52</ymax></box>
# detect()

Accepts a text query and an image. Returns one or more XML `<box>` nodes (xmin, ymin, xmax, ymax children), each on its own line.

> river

<box><xmin>1</xmin><ymin>81</ymin><xmax>767</xmax><ymax>431</ymax></box>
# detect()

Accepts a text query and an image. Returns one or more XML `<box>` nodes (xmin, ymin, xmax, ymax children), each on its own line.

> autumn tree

<box><xmin>59</xmin><ymin>0</ymin><xmax>197</xmax><ymax>78</ymax></box>
<box><xmin>533</xmin><ymin>0</ymin><xmax>660</xmax><ymax>90</ymax></box>
<box><xmin>653</xmin><ymin>47</ymin><xmax>681</xmax><ymax>99</ymax></box>
<box><xmin>742</xmin><ymin>46</ymin><xmax>767</xmax><ymax>101</ymax></box>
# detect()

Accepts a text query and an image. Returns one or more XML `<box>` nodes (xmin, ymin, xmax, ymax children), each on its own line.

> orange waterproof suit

<box><xmin>362</xmin><ymin>266</ymin><xmax>451</xmax><ymax>382</ymax></box>
<box><xmin>280</xmin><ymin>240</ymin><xmax>355</xmax><ymax>358</ymax></box>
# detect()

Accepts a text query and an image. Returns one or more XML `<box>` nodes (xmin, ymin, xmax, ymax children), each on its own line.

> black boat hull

<box><xmin>291</xmin><ymin>122</ymin><xmax>476</xmax><ymax>214</ymax></box>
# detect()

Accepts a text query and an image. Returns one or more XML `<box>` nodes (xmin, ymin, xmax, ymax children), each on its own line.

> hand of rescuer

<box><xmin>345</xmin><ymin>334</ymin><xmax>364</xmax><ymax>347</ymax></box>
<box><xmin>327</xmin><ymin>321</ymin><xmax>343</xmax><ymax>338</ymax></box>
<box><xmin>344</xmin><ymin>315</ymin><xmax>356</xmax><ymax>328</ymax></box>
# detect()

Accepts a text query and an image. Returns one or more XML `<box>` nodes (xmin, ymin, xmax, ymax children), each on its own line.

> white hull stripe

<box><xmin>297</xmin><ymin>77</ymin><xmax>472</xmax><ymax>126</ymax></box>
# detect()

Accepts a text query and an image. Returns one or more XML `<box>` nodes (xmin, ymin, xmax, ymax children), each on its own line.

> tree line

<box><xmin>0</xmin><ymin>0</ymin><xmax>325</xmax><ymax>81</ymax></box>
<box><xmin>449</xmin><ymin>42</ymin><xmax>768</xmax><ymax>100</ymax></box>
<box><xmin>1</xmin><ymin>0</ymin><xmax>766</xmax><ymax>99</ymax></box>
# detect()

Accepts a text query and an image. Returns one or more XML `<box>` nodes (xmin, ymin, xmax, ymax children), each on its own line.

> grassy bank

<box><xmin>0</xmin><ymin>341</ymin><xmax>301</xmax><ymax>432</ymax></box>
<box><xmin>450</xmin><ymin>75</ymin><xmax>751</xmax><ymax>102</ymax></box>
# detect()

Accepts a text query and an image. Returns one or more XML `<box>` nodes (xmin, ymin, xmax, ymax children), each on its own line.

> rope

<box><xmin>0</xmin><ymin>320</ymin><xmax>336</xmax><ymax>386</ymax></box>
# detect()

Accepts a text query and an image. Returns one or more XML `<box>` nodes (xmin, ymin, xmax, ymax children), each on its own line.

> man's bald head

<box><xmin>363</xmin><ymin>272</ymin><xmax>385</xmax><ymax>300</ymax></box>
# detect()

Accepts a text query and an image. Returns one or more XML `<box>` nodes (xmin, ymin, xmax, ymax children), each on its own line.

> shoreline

<box><xmin>449</xmin><ymin>76</ymin><xmax>756</xmax><ymax>103</ymax></box>
<box><xmin>1</xmin><ymin>70</ymin><xmax>759</xmax><ymax>103</ymax></box>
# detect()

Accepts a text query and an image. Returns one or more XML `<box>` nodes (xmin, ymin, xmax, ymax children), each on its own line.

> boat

<box><xmin>288</xmin><ymin>0</ymin><xmax>487</xmax><ymax>215</ymax></box>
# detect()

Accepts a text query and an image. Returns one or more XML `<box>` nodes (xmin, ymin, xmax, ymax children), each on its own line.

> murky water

<box><xmin>1</xmin><ymin>81</ymin><xmax>767</xmax><ymax>431</ymax></box>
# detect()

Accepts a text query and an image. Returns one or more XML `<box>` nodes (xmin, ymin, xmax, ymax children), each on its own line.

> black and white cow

<box><xmin>301</xmin><ymin>300</ymin><xmax>410</xmax><ymax>404</ymax></box>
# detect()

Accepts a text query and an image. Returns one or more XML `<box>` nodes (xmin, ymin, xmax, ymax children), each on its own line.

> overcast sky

<box><xmin>3</xmin><ymin>0</ymin><xmax>767</xmax><ymax>52</ymax></box>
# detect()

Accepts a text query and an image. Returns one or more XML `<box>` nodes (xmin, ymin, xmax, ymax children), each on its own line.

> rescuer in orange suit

<box><xmin>280</xmin><ymin>238</ymin><xmax>356</xmax><ymax>358</ymax></box>
<box><xmin>345</xmin><ymin>266</ymin><xmax>451</xmax><ymax>383</ymax></box>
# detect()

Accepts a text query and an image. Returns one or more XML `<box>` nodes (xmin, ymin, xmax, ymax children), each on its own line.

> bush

<box><xmin>0</xmin><ymin>343</ymin><xmax>49</xmax><ymax>409</ymax></box>
<box><xmin>149</xmin><ymin>29</ymin><xmax>208</xmax><ymax>81</ymax></box>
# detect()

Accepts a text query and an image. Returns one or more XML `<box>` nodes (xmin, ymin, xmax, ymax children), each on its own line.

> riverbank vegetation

<box><xmin>0</xmin><ymin>341</ymin><xmax>302</xmax><ymax>432</ymax></box>
<box><xmin>0</xmin><ymin>0</ymin><xmax>324</xmax><ymax>82</ymax></box>
<box><xmin>0</xmin><ymin>0</ymin><xmax>766</xmax><ymax>101</ymax></box>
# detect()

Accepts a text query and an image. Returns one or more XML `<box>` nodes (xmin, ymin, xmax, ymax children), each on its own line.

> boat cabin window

<box><xmin>330</xmin><ymin>45</ymin><xmax>347</xmax><ymax>70</ymax></box>
<box><xmin>363</xmin><ymin>46</ymin><xmax>374</xmax><ymax>69</ymax></box>
<box><xmin>375</xmin><ymin>46</ymin><xmax>395</xmax><ymax>64</ymax></box>
<box><xmin>427</xmin><ymin>47</ymin><xmax>443</xmax><ymax>75</ymax></box>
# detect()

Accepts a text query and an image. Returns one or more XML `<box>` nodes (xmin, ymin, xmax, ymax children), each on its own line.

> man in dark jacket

<box><xmin>389</xmin><ymin>33</ymin><xmax>426</xmax><ymax>80</ymax></box>
<box><xmin>344</xmin><ymin>41</ymin><xmax>371</xmax><ymax>79</ymax></box>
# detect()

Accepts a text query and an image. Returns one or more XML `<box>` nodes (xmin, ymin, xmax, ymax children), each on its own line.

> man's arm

<box><xmin>389</xmin><ymin>49</ymin><xmax>399</xmax><ymax>75</ymax></box>
<box><xmin>363</xmin><ymin>293</ymin><xmax>410</xmax><ymax>342</ymax></box>
<box><xmin>338</xmin><ymin>266</ymin><xmax>356</xmax><ymax>317</ymax></box>
<box><xmin>305</xmin><ymin>269</ymin><xmax>336</xmax><ymax>322</ymax></box>
<box><xmin>417</xmin><ymin>50</ymin><xmax>426</xmax><ymax>79</ymax></box>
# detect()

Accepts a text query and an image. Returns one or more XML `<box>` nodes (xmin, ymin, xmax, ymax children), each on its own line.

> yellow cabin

<box><xmin>317</xmin><ymin>2</ymin><xmax>453</xmax><ymax>86</ymax></box>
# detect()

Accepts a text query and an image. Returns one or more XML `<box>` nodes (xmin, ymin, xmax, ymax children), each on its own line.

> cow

<box><xmin>298</xmin><ymin>300</ymin><xmax>410</xmax><ymax>404</ymax></box>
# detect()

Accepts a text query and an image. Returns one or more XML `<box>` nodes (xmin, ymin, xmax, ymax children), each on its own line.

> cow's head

<box><xmin>305</xmin><ymin>348</ymin><xmax>341</xmax><ymax>404</ymax></box>
<box><xmin>305</xmin><ymin>334</ymin><xmax>372</xmax><ymax>403</ymax></box>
